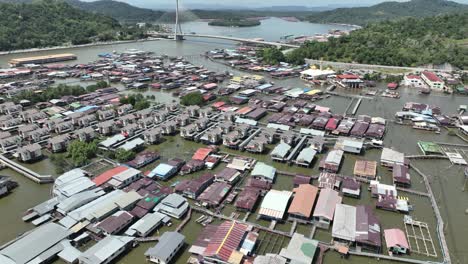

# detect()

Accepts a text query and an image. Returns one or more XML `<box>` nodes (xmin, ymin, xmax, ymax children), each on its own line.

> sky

<box><xmin>81</xmin><ymin>0</ymin><xmax>468</xmax><ymax>9</ymax></box>
<box><xmin>84</xmin><ymin>0</ymin><xmax>468</xmax><ymax>8</ymax></box>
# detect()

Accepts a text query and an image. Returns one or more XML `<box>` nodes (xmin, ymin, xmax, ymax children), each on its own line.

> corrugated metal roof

<box><xmin>203</xmin><ymin>221</ymin><xmax>248</xmax><ymax>262</ymax></box>
<box><xmin>79</xmin><ymin>236</ymin><xmax>134</xmax><ymax>264</ymax></box>
<box><xmin>288</xmin><ymin>184</ymin><xmax>318</xmax><ymax>218</ymax></box>
<box><xmin>332</xmin><ymin>204</ymin><xmax>356</xmax><ymax>242</ymax></box>
<box><xmin>259</xmin><ymin>190</ymin><xmax>292</xmax><ymax>219</ymax></box>
<box><xmin>145</xmin><ymin>232</ymin><xmax>185</xmax><ymax>261</ymax></box>
<box><xmin>0</xmin><ymin>223</ymin><xmax>70</xmax><ymax>264</ymax></box>
<box><xmin>271</xmin><ymin>142</ymin><xmax>291</xmax><ymax>158</ymax></box>
<box><xmin>313</xmin><ymin>188</ymin><xmax>342</xmax><ymax>220</ymax></box>
<box><xmin>251</xmin><ymin>162</ymin><xmax>276</xmax><ymax>181</ymax></box>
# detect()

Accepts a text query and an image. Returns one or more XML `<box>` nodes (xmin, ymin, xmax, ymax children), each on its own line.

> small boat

<box><xmin>0</xmin><ymin>176</ymin><xmax>18</xmax><ymax>197</ymax></box>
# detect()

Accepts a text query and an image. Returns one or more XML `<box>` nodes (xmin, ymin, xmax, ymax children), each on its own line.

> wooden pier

<box><xmin>404</xmin><ymin>216</ymin><xmax>437</xmax><ymax>258</ymax></box>
<box><xmin>410</xmin><ymin>163</ymin><xmax>452</xmax><ymax>264</ymax></box>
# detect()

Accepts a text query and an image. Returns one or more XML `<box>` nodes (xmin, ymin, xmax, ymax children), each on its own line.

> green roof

<box><xmin>418</xmin><ymin>141</ymin><xmax>443</xmax><ymax>155</ymax></box>
<box><xmin>301</xmin><ymin>241</ymin><xmax>318</xmax><ymax>258</ymax></box>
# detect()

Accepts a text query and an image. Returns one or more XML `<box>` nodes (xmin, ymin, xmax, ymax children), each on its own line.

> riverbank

<box><xmin>0</xmin><ymin>38</ymin><xmax>166</xmax><ymax>56</ymax></box>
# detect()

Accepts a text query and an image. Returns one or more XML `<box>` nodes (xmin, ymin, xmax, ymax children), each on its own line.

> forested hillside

<box><xmin>0</xmin><ymin>0</ymin><xmax>148</xmax><ymax>51</ymax></box>
<box><xmin>306</xmin><ymin>0</ymin><xmax>468</xmax><ymax>25</ymax></box>
<box><xmin>286</xmin><ymin>13</ymin><xmax>468</xmax><ymax>69</ymax></box>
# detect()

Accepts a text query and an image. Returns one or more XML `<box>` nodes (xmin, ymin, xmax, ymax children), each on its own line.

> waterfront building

<box><xmin>279</xmin><ymin>233</ymin><xmax>318</xmax><ymax>264</ymax></box>
<box><xmin>92</xmin><ymin>166</ymin><xmax>142</xmax><ymax>188</ymax></box>
<box><xmin>341</xmin><ymin>177</ymin><xmax>361</xmax><ymax>198</ymax></box>
<box><xmin>153</xmin><ymin>193</ymin><xmax>189</xmax><ymax>219</ymax></box>
<box><xmin>313</xmin><ymin>188</ymin><xmax>342</xmax><ymax>229</ymax></box>
<box><xmin>356</xmin><ymin>205</ymin><xmax>382</xmax><ymax>252</ymax></box>
<box><xmin>288</xmin><ymin>184</ymin><xmax>318</xmax><ymax>221</ymax></box>
<box><xmin>48</xmin><ymin>134</ymin><xmax>70</xmax><ymax>153</ymax></box>
<box><xmin>421</xmin><ymin>71</ymin><xmax>445</xmax><ymax>90</ymax></box>
<box><xmin>117</xmin><ymin>104</ymin><xmax>133</xmax><ymax>116</ymax></box>
<box><xmin>259</xmin><ymin>189</ymin><xmax>292</xmax><ymax>220</ymax></box>
<box><xmin>384</xmin><ymin>229</ymin><xmax>409</xmax><ymax>255</ymax></box>
<box><xmin>125</xmin><ymin>212</ymin><xmax>168</xmax><ymax>237</ymax></box>
<box><xmin>202</xmin><ymin>221</ymin><xmax>249</xmax><ymax>263</ymax></box>
<box><xmin>96</xmin><ymin>211</ymin><xmax>134</xmax><ymax>235</ymax></box>
<box><xmin>198</xmin><ymin>181</ymin><xmax>231</xmax><ymax>208</ymax></box>
<box><xmin>0</xmin><ymin>223</ymin><xmax>71</xmax><ymax>264</ymax></box>
<box><xmin>319</xmin><ymin>149</ymin><xmax>344</xmax><ymax>173</ymax></box>
<box><xmin>253</xmin><ymin>254</ymin><xmax>287</xmax><ymax>264</ymax></box>
<box><xmin>271</xmin><ymin>142</ymin><xmax>291</xmax><ymax>162</ymax></box>
<box><xmin>148</xmin><ymin>163</ymin><xmax>177</xmax><ymax>180</ymax></box>
<box><xmin>353</xmin><ymin>160</ymin><xmax>377</xmax><ymax>179</ymax></box>
<box><xmin>79</xmin><ymin>236</ymin><xmax>134</xmax><ymax>264</ymax></box>
<box><xmin>144</xmin><ymin>127</ymin><xmax>162</xmax><ymax>144</ymax></box>
<box><xmin>97</xmin><ymin>109</ymin><xmax>115</xmax><ymax>121</ymax></box>
<box><xmin>56</xmin><ymin>189</ymin><xmax>105</xmax><ymax>215</ymax></box>
<box><xmin>332</xmin><ymin>204</ymin><xmax>356</xmax><ymax>243</ymax></box>
<box><xmin>334</xmin><ymin>137</ymin><xmax>364</xmax><ymax>154</ymax></box>
<box><xmin>235</xmin><ymin>187</ymin><xmax>261</xmax><ymax>212</ymax></box>
<box><xmin>403</xmin><ymin>75</ymin><xmax>425</xmax><ymax>87</ymax></box>
<box><xmin>392</xmin><ymin>164</ymin><xmax>411</xmax><ymax>187</ymax></box>
<box><xmin>74</xmin><ymin>127</ymin><xmax>96</xmax><ymax>142</ymax></box>
<box><xmin>78</xmin><ymin>114</ymin><xmax>98</xmax><ymax>127</ymax></box>
<box><xmin>251</xmin><ymin>162</ymin><xmax>276</xmax><ymax>182</ymax></box>
<box><xmin>174</xmin><ymin>173</ymin><xmax>214</xmax><ymax>199</ymax></box>
<box><xmin>380</xmin><ymin>148</ymin><xmax>406</xmax><ymax>167</ymax></box>
<box><xmin>145</xmin><ymin>232</ymin><xmax>185</xmax><ymax>264</ymax></box>
<box><xmin>16</xmin><ymin>143</ymin><xmax>42</xmax><ymax>162</ymax></box>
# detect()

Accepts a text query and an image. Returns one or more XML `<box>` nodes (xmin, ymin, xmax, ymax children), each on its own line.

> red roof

<box><xmin>406</xmin><ymin>75</ymin><xmax>421</xmax><ymax>80</ymax></box>
<box><xmin>203</xmin><ymin>221</ymin><xmax>248</xmax><ymax>262</ymax></box>
<box><xmin>192</xmin><ymin>148</ymin><xmax>212</xmax><ymax>161</ymax></box>
<box><xmin>422</xmin><ymin>71</ymin><xmax>442</xmax><ymax>83</ymax></box>
<box><xmin>337</xmin><ymin>74</ymin><xmax>359</xmax><ymax>80</ymax></box>
<box><xmin>92</xmin><ymin>166</ymin><xmax>128</xmax><ymax>186</ymax></box>
<box><xmin>384</xmin><ymin>229</ymin><xmax>409</xmax><ymax>249</ymax></box>
<box><xmin>212</xmin><ymin>101</ymin><xmax>226</xmax><ymax>108</ymax></box>
<box><xmin>387</xmin><ymin>82</ymin><xmax>398</xmax><ymax>89</ymax></box>
<box><xmin>325</xmin><ymin>118</ymin><xmax>339</xmax><ymax>130</ymax></box>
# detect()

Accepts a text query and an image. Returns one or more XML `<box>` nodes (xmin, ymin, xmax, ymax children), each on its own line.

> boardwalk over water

<box><xmin>410</xmin><ymin>163</ymin><xmax>452</xmax><ymax>264</ymax></box>
<box><xmin>0</xmin><ymin>155</ymin><xmax>53</xmax><ymax>183</ymax></box>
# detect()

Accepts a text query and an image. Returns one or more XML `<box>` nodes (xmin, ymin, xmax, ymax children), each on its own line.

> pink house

<box><xmin>384</xmin><ymin>229</ymin><xmax>409</xmax><ymax>255</ymax></box>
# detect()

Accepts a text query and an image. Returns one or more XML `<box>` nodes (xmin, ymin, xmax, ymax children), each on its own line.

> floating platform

<box><xmin>9</xmin><ymin>53</ymin><xmax>77</xmax><ymax>66</ymax></box>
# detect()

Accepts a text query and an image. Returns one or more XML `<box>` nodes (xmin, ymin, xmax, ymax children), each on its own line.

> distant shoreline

<box><xmin>0</xmin><ymin>38</ymin><xmax>167</xmax><ymax>57</ymax></box>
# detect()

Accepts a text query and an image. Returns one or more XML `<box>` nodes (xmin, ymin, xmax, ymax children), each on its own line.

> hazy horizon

<box><xmin>80</xmin><ymin>0</ymin><xmax>468</xmax><ymax>10</ymax></box>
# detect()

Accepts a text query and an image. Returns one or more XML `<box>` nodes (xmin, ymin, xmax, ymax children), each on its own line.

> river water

<box><xmin>0</xmin><ymin>18</ymin><xmax>467</xmax><ymax>264</ymax></box>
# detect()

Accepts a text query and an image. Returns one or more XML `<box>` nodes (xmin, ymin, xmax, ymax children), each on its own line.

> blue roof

<box><xmin>148</xmin><ymin>163</ymin><xmax>176</xmax><ymax>179</ymax></box>
<box><xmin>256</xmin><ymin>83</ymin><xmax>273</xmax><ymax>90</ymax></box>
<box><xmin>75</xmin><ymin>105</ymin><xmax>98</xmax><ymax>113</ymax></box>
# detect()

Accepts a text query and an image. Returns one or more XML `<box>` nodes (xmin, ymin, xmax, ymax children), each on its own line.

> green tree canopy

<box><xmin>258</xmin><ymin>48</ymin><xmax>286</xmax><ymax>65</ymax></box>
<box><xmin>180</xmin><ymin>92</ymin><xmax>204</xmax><ymax>106</ymax></box>
<box><xmin>67</xmin><ymin>140</ymin><xmax>98</xmax><ymax>167</ymax></box>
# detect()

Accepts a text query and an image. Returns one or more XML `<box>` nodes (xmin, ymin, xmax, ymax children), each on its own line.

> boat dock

<box><xmin>9</xmin><ymin>53</ymin><xmax>77</xmax><ymax>66</ymax></box>
<box><xmin>0</xmin><ymin>155</ymin><xmax>53</xmax><ymax>184</ymax></box>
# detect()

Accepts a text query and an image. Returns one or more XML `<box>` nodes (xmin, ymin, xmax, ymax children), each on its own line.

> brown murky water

<box><xmin>0</xmin><ymin>23</ymin><xmax>467</xmax><ymax>264</ymax></box>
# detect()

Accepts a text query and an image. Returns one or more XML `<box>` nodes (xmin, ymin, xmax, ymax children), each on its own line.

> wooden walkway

<box><xmin>410</xmin><ymin>163</ymin><xmax>452</xmax><ymax>264</ymax></box>
<box><xmin>0</xmin><ymin>155</ymin><xmax>53</xmax><ymax>183</ymax></box>
<box><xmin>406</xmin><ymin>155</ymin><xmax>448</xmax><ymax>160</ymax></box>
<box><xmin>136</xmin><ymin>208</ymin><xmax>192</xmax><ymax>243</ymax></box>
<box><xmin>404</xmin><ymin>216</ymin><xmax>437</xmax><ymax>258</ymax></box>
<box><xmin>349</xmin><ymin>251</ymin><xmax>435</xmax><ymax>264</ymax></box>
<box><xmin>192</xmin><ymin>206</ymin><xmax>292</xmax><ymax>238</ymax></box>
